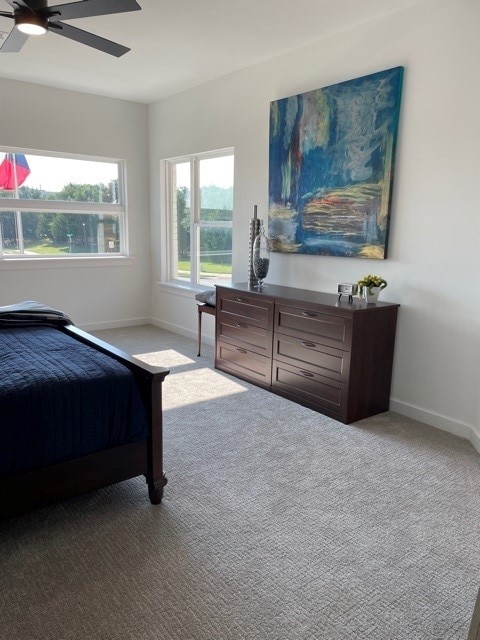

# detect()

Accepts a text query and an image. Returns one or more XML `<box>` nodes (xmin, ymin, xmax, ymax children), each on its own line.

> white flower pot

<box><xmin>363</xmin><ymin>286</ymin><xmax>380</xmax><ymax>304</ymax></box>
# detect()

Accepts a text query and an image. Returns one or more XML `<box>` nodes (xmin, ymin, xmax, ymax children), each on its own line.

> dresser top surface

<box><xmin>216</xmin><ymin>282</ymin><xmax>399</xmax><ymax>312</ymax></box>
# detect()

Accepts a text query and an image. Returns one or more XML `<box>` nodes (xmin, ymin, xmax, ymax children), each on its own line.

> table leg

<box><xmin>197</xmin><ymin>305</ymin><xmax>202</xmax><ymax>357</ymax></box>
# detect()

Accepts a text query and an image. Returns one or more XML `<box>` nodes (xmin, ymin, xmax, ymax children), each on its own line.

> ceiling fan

<box><xmin>0</xmin><ymin>0</ymin><xmax>141</xmax><ymax>57</ymax></box>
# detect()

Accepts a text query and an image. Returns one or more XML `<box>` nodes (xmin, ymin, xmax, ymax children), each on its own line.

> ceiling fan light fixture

<box><xmin>15</xmin><ymin>11</ymin><xmax>48</xmax><ymax>36</ymax></box>
<box><xmin>2</xmin><ymin>0</ymin><xmax>141</xmax><ymax>56</ymax></box>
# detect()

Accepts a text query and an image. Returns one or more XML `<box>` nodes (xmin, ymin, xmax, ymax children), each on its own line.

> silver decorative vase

<box><xmin>252</xmin><ymin>222</ymin><xmax>270</xmax><ymax>288</ymax></box>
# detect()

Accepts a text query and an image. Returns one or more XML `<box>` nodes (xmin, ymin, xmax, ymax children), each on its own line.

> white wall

<box><xmin>0</xmin><ymin>79</ymin><xmax>150</xmax><ymax>329</ymax></box>
<box><xmin>149</xmin><ymin>0</ymin><xmax>480</xmax><ymax>446</ymax></box>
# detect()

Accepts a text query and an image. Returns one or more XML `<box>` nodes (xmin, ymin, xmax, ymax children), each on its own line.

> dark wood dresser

<box><xmin>215</xmin><ymin>283</ymin><xmax>399</xmax><ymax>424</ymax></box>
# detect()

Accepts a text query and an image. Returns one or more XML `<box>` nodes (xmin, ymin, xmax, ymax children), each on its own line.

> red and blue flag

<box><xmin>0</xmin><ymin>153</ymin><xmax>31</xmax><ymax>190</ymax></box>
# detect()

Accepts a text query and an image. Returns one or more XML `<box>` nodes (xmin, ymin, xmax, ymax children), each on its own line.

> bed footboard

<box><xmin>62</xmin><ymin>325</ymin><xmax>170</xmax><ymax>505</ymax></box>
<box><xmin>0</xmin><ymin>325</ymin><xmax>169</xmax><ymax>519</ymax></box>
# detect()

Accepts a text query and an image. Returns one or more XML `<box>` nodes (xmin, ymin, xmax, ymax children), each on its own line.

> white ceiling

<box><xmin>0</xmin><ymin>0</ymin><xmax>426</xmax><ymax>104</ymax></box>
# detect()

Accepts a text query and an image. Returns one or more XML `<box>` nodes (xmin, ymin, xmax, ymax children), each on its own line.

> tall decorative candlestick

<box><xmin>248</xmin><ymin>205</ymin><xmax>260</xmax><ymax>287</ymax></box>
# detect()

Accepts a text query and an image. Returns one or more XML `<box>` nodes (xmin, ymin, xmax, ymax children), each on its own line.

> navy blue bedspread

<box><xmin>0</xmin><ymin>325</ymin><xmax>149</xmax><ymax>479</ymax></box>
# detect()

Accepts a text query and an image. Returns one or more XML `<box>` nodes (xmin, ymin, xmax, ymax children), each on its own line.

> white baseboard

<box><xmin>79</xmin><ymin>317</ymin><xmax>150</xmax><ymax>332</ymax></box>
<box><xmin>471</xmin><ymin>428</ymin><xmax>480</xmax><ymax>454</ymax></box>
<box><xmin>390</xmin><ymin>398</ymin><xmax>480</xmax><ymax>454</ymax></box>
<box><xmin>149</xmin><ymin>317</ymin><xmax>215</xmax><ymax>347</ymax></box>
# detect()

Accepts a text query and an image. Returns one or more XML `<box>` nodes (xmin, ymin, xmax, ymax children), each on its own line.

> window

<box><xmin>0</xmin><ymin>149</ymin><xmax>126</xmax><ymax>258</ymax></box>
<box><xmin>166</xmin><ymin>149</ymin><xmax>233</xmax><ymax>287</ymax></box>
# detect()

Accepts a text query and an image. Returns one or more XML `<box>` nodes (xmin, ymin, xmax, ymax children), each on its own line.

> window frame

<box><xmin>0</xmin><ymin>147</ymin><xmax>128</xmax><ymax>261</ymax></box>
<box><xmin>164</xmin><ymin>148</ymin><xmax>234</xmax><ymax>290</ymax></box>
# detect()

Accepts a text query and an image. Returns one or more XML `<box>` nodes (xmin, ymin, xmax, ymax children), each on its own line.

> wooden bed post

<box><xmin>146</xmin><ymin>370</ymin><xmax>168</xmax><ymax>503</ymax></box>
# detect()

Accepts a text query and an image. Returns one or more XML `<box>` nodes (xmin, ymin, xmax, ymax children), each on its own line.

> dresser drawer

<box><xmin>274</xmin><ymin>333</ymin><xmax>349</xmax><ymax>383</ymax></box>
<box><xmin>218</xmin><ymin>291</ymin><xmax>273</xmax><ymax>326</ymax></box>
<box><xmin>275</xmin><ymin>304</ymin><xmax>352</xmax><ymax>350</ymax></box>
<box><xmin>216</xmin><ymin>341</ymin><xmax>271</xmax><ymax>385</ymax></box>
<box><xmin>272</xmin><ymin>360</ymin><xmax>345</xmax><ymax>417</ymax></box>
<box><xmin>218</xmin><ymin>317</ymin><xmax>271</xmax><ymax>355</ymax></box>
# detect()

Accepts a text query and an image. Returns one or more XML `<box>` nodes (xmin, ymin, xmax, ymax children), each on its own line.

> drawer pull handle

<box><xmin>301</xmin><ymin>341</ymin><xmax>316</xmax><ymax>349</ymax></box>
<box><xmin>236</xmin><ymin>322</ymin><xmax>248</xmax><ymax>328</ymax></box>
<box><xmin>236</xmin><ymin>348</ymin><xmax>248</xmax><ymax>354</ymax></box>
<box><xmin>236</xmin><ymin>297</ymin><xmax>248</xmax><ymax>303</ymax></box>
<box><xmin>300</xmin><ymin>370</ymin><xmax>315</xmax><ymax>378</ymax></box>
<box><xmin>302</xmin><ymin>311</ymin><xmax>318</xmax><ymax>318</ymax></box>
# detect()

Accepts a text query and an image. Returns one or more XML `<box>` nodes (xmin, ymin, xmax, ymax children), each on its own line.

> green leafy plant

<box><xmin>357</xmin><ymin>274</ymin><xmax>388</xmax><ymax>295</ymax></box>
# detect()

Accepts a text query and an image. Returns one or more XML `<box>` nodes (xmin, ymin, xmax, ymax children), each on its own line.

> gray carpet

<box><xmin>1</xmin><ymin>325</ymin><xmax>479</xmax><ymax>640</ymax></box>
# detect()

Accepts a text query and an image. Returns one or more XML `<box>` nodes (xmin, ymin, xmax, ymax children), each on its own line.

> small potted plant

<box><xmin>357</xmin><ymin>274</ymin><xmax>387</xmax><ymax>303</ymax></box>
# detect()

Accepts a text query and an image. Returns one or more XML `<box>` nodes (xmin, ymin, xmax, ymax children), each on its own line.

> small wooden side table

<box><xmin>197</xmin><ymin>303</ymin><xmax>215</xmax><ymax>357</ymax></box>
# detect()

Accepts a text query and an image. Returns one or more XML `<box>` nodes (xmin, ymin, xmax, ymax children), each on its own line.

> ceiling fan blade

<box><xmin>5</xmin><ymin>0</ymin><xmax>35</xmax><ymax>8</ymax></box>
<box><xmin>45</xmin><ymin>0</ymin><xmax>141</xmax><ymax>22</ymax></box>
<box><xmin>49</xmin><ymin>21</ymin><xmax>130</xmax><ymax>57</ymax></box>
<box><xmin>0</xmin><ymin>26</ymin><xmax>28</xmax><ymax>52</ymax></box>
<box><xmin>23</xmin><ymin>0</ymin><xmax>50</xmax><ymax>9</ymax></box>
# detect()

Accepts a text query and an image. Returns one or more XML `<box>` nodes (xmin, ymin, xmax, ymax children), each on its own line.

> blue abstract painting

<box><xmin>268</xmin><ymin>67</ymin><xmax>404</xmax><ymax>259</ymax></box>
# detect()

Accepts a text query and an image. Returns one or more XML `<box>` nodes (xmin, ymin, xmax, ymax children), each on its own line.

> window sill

<box><xmin>0</xmin><ymin>256</ymin><xmax>135</xmax><ymax>270</ymax></box>
<box><xmin>156</xmin><ymin>281</ymin><xmax>215</xmax><ymax>299</ymax></box>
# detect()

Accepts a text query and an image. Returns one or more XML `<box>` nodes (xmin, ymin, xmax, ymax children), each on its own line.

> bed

<box><xmin>0</xmin><ymin>302</ymin><xmax>169</xmax><ymax>519</ymax></box>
